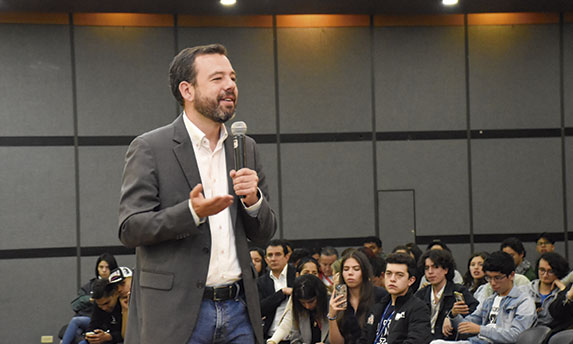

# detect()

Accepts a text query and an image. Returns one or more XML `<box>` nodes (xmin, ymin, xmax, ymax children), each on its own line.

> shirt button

<box><xmin>196</xmin><ymin>281</ymin><xmax>204</xmax><ymax>289</ymax></box>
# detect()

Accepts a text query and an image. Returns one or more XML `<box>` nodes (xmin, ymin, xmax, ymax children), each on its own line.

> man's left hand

<box><xmin>457</xmin><ymin>322</ymin><xmax>481</xmax><ymax>334</ymax></box>
<box><xmin>230</xmin><ymin>168</ymin><xmax>259</xmax><ymax>207</ymax></box>
<box><xmin>86</xmin><ymin>329</ymin><xmax>112</xmax><ymax>344</ymax></box>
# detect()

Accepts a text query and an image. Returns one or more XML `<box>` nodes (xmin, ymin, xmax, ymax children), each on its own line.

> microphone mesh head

<box><xmin>231</xmin><ymin>121</ymin><xmax>248</xmax><ymax>136</ymax></box>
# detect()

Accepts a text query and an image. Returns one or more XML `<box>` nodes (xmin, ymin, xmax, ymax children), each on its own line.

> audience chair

<box><xmin>548</xmin><ymin>330</ymin><xmax>573</xmax><ymax>344</ymax></box>
<box><xmin>516</xmin><ymin>326</ymin><xmax>552</xmax><ymax>344</ymax></box>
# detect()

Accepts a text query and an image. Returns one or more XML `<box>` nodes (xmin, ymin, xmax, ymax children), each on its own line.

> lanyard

<box><xmin>374</xmin><ymin>303</ymin><xmax>395</xmax><ymax>344</ymax></box>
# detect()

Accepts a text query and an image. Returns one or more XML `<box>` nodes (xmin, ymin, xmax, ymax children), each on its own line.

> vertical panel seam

<box><xmin>465</xmin><ymin>14</ymin><xmax>475</xmax><ymax>254</ymax></box>
<box><xmin>69</xmin><ymin>13</ymin><xmax>82</xmax><ymax>290</ymax></box>
<box><xmin>173</xmin><ymin>14</ymin><xmax>180</xmax><ymax>118</ymax></box>
<box><xmin>559</xmin><ymin>13</ymin><xmax>569</xmax><ymax>261</ymax></box>
<box><xmin>272</xmin><ymin>14</ymin><xmax>284</xmax><ymax>238</ymax></box>
<box><xmin>370</xmin><ymin>15</ymin><xmax>380</xmax><ymax>240</ymax></box>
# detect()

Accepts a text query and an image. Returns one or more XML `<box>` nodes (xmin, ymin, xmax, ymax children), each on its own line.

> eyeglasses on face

<box><xmin>537</xmin><ymin>241</ymin><xmax>552</xmax><ymax>246</ymax></box>
<box><xmin>485</xmin><ymin>274</ymin><xmax>507</xmax><ymax>282</ymax></box>
<box><xmin>538</xmin><ymin>268</ymin><xmax>554</xmax><ymax>276</ymax></box>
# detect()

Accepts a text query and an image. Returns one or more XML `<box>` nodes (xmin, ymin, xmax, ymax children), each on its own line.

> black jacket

<box><xmin>357</xmin><ymin>290</ymin><xmax>431</xmax><ymax>344</ymax></box>
<box><xmin>87</xmin><ymin>299</ymin><xmax>123</xmax><ymax>344</ymax></box>
<box><xmin>414</xmin><ymin>281</ymin><xmax>479</xmax><ymax>340</ymax></box>
<box><xmin>548</xmin><ymin>283</ymin><xmax>573</xmax><ymax>334</ymax></box>
<box><xmin>257</xmin><ymin>264</ymin><xmax>297</xmax><ymax>338</ymax></box>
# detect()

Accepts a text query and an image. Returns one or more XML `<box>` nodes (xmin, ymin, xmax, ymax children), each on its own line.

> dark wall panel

<box><xmin>0</xmin><ymin>147</ymin><xmax>76</xmax><ymax>249</ymax></box>
<box><xmin>277</xmin><ymin>27</ymin><xmax>372</xmax><ymax>133</ymax></box>
<box><xmin>0</xmin><ymin>24</ymin><xmax>73</xmax><ymax>136</ymax></box>
<box><xmin>79</xmin><ymin>147</ymin><xmax>127</xmax><ymax>246</ymax></box>
<box><xmin>472</xmin><ymin>138</ymin><xmax>563</xmax><ymax>234</ymax></box>
<box><xmin>178</xmin><ymin>27</ymin><xmax>276</xmax><ymax>134</ymax></box>
<box><xmin>256</xmin><ymin>143</ymin><xmax>280</xmax><ymax>222</ymax></box>
<box><xmin>377</xmin><ymin>140</ymin><xmax>470</xmax><ymax>235</ymax></box>
<box><xmin>0</xmin><ymin>258</ymin><xmax>76</xmax><ymax>343</ymax></box>
<box><xmin>374</xmin><ymin>26</ymin><xmax>466</xmax><ymax>132</ymax></box>
<box><xmin>75</xmin><ymin>26</ymin><xmax>176</xmax><ymax>136</ymax></box>
<box><xmin>281</xmin><ymin>142</ymin><xmax>374</xmax><ymax>239</ymax></box>
<box><xmin>469</xmin><ymin>24</ymin><xmax>560</xmax><ymax>129</ymax></box>
<box><xmin>565</xmin><ymin>23</ymin><xmax>573</xmax><ymax>126</ymax></box>
<box><xmin>378</xmin><ymin>190</ymin><xmax>416</xmax><ymax>253</ymax></box>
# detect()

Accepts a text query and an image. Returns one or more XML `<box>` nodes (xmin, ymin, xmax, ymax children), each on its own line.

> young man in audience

<box><xmin>431</xmin><ymin>251</ymin><xmax>536</xmax><ymax>344</ymax></box>
<box><xmin>535</xmin><ymin>233</ymin><xmax>555</xmax><ymax>255</ymax></box>
<box><xmin>257</xmin><ymin>239</ymin><xmax>297</xmax><ymax>339</ymax></box>
<box><xmin>318</xmin><ymin>246</ymin><xmax>339</xmax><ymax>289</ymax></box>
<box><xmin>417</xmin><ymin>240</ymin><xmax>464</xmax><ymax>290</ymax></box>
<box><xmin>81</xmin><ymin>278</ymin><xmax>123</xmax><ymax>344</ymax></box>
<box><xmin>358</xmin><ymin>253</ymin><xmax>432</xmax><ymax>344</ymax></box>
<box><xmin>108</xmin><ymin>267</ymin><xmax>133</xmax><ymax>339</ymax></box>
<box><xmin>501</xmin><ymin>237</ymin><xmax>536</xmax><ymax>280</ymax></box>
<box><xmin>415</xmin><ymin>250</ymin><xmax>479</xmax><ymax>340</ymax></box>
<box><xmin>363</xmin><ymin>236</ymin><xmax>384</xmax><ymax>257</ymax></box>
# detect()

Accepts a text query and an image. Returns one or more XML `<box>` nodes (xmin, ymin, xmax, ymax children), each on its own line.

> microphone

<box><xmin>231</xmin><ymin>120</ymin><xmax>247</xmax><ymax>176</ymax></box>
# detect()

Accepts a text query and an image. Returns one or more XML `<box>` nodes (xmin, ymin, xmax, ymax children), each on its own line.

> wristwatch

<box><xmin>327</xmin><ymin>313</ymin><xmax>338</xmax><ymax>321</ymax></box>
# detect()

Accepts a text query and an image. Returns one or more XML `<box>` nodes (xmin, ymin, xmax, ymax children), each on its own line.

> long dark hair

<box><xmin>249</xmin><ymin>247</ymin><xmax>267</xmax><ymax>277</ymax></box>
<box><xmin>95</xmin><ymin>252</ymin><xmax>118</xmax><ymax>278</ymax></box>
<box><xmin>462</xmin><ymin>252</ymin><xmax>489</xmax><ymax>293</ymax></box>
<box><xmin>292</xmin><ymin>275</ymin><xmax>328</xmax><ymax>329</ymax></box>
<box><xmin>337</xmin><ymin>250</ymin><xmax>374</xmax><ymax>330</ymax></box>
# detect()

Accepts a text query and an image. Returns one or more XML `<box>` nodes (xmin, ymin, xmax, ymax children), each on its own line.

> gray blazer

<box><xmin>118</xmin><ymin>114</ymin><xmax>277</xmax><ymax>344</ymax></box>
<box><xmin>291</xmin><ymin>313</ymin><xmax>330</xmax><ymax>344</ymax></box>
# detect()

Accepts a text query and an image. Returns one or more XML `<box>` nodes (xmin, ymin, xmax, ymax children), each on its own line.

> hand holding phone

<box><xmin>334</xmin><ymin>284</ymin><xmax>348</xmax><ymax>310</ymax></box>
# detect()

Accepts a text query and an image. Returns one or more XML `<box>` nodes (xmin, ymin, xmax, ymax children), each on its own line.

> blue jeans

<box><xmin>188</xmin><ymin>297</ymin><xmax>255</xmax><ymax>344</ymax></box>
<box><xmin>62</xmin><ymin>316</ymin><xmax>90</xmax><ymax>344</ymax></box>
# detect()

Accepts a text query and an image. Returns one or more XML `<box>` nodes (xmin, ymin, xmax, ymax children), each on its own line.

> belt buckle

<box><xmin>213</xmin><ymin>285</ymin><xmax>231</xmax><ymax>301</ymax></box>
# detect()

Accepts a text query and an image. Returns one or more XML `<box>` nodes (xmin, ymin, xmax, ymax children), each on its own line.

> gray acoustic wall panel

<box><xmin>78</xmin><ymin>146</ymin><xmax>128</xmax><ymax>246</ymax></box>
<box><xmin>565</xmin><ymin>138</ymin><xmax>573</xmax><ymax>235</ymax></box>
<box><xmin>0</xmin><ymin>24</ymin><xmax>73</xmax><ymax>136</ymax></box>
<box><xmin>374</xmin><ymin>26</ymin><xmax>466</xmax><ymax>132</ymax></box>
<box><xmin>0</xmin><ymin>257</ymin><xmax>76</xmax><ymax>343</ymax></box>
<box><xmin>472</xmin><ymin>138</ymin><xmax>563</xmax><ymax>234</ymax></box>
<box><xmin>469</xmin><ymin>24</ymin><xmax>560</xmax><ymax>129</ymax></box>
<box><xmin>256</xmin><ymin>143</ymin><xmax>280</xmax><ymax>221</ymax></box>
<box><xmin>75</xmin><ymin>26</ymin><xmax>176</xmax><ymax>136</ymax></box>
<box><xmin>565</xmin><ymin>23</ymin><xmax>573</xmax><ymax>126</ymax></box>
<box><xmin>377</xmin><ymin>140</ymin><xmax>469</xmax><ymax>235</ymax></box>
<box><xmin>0</xmin><ymin>147</ymin><xmax>76</xmax><ymax>249</ymax></box>
<box><xmin>277</xmin><ymin>27</ymin><xmax>372</xmax><ymax>133</ymax></box>
<box><xmin>378</xmin><ymin>190</ymin><xmax>416</xmax><ymax>254</ymax></box>
<box><xmin>281</xmin><ymin>142</ymin><xmax>374</xmax><ymax>239</ymax></box>
<box><xmin>178</xmin><ymin>28</ymin><xmax>276</xmax><ymax>134</ymax></box>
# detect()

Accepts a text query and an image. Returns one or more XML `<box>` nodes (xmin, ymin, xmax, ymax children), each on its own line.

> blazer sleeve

<box><xmin>118</xmin><ymin>136</ymin><xmax>198</xmax><ymax>248</ymax></box>
<box><xmin>402</xmin><ymin>300</ymin><xmax>432</xmax><ymax>344</ymax></box>
<box><xmin>257</xmin><ymin>276</ymin><xmax>287</xmax><ymax>318</ymax></box>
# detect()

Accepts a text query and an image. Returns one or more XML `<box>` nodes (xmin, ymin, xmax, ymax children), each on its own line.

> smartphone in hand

<box><xmin>334</xmin><ymin>284</ymin><xmax>348</xmax><ymax>309</ymax></box>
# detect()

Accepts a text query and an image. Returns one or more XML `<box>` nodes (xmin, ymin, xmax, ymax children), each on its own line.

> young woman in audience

<box><xmin>61</xmin><ymin>253</ymin><xmax>118</xmax><ymax>344</ymax></box>
<box><xmin>289</xmin><ymin>274</ymin><xmax>330</xmax><ymax>344</ymax></box>
<box><xmin>328</xmin><ymin>250</ymin><xmax>386</xmax><ymax>344</ymax></box>
<box><xmin>527</xmin><ymin>252</ymin><xmax>570</xmax><ymax>326</ymax></box>
<box><xmin>462</xmin><ymin>252</ymin><xmax>489</xmax><ymax>302</ymax></box>
<box><xmin>249</xmin><ymin>247</ymin><xmax>267</xmax><ymax>278</ymax></box>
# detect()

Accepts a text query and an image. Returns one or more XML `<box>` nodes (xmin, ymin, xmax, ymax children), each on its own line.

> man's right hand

<box><xmin>190</xmin><ymin>184</ymin><xmax>234</xmax><ymax>218</ymax></box>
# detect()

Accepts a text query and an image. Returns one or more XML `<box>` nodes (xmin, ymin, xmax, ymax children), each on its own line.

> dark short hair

<box><xmin>500</xmin><ymin>237</ymin><xmax>526</xmax><ymax>257</ymax></box>
<box><xmin>92</xmin><ymin>278</ymin><xmax>118</xmax><ymax>300</ymax></box>
<box><xmin>290</xmin><ymin>248</ymin><xmax>311</xmax><ymax>265</ymax></box>
<box><xmin>483</xmin><ymin>251</ymin><xmax>515</xmax><ymax>276</ymax></box>
<box><xmin>168</xmin><ymin>43</ymin><xmax>227</xmax><ymax>106</ymax></box>
<box><xmin>296</xmin><ymin>257</ymin><xmax>320</xmax><ymax>274</ymax></box>
<box><xmin>385</xmin><ymin>253</ymin><xmax>417</xmax><ymax>278</ymax></box>
<box><xmin>371</xmin><ymin>256</ymin><xmax>386</xmax><ymax>278</ymax></box>
<box><xmin>419</xmin><ymin>249</ymin><xmax>456</xmax><ymax>281</ymax></box>
<box><xmin>536</xmin><ymin>232</ymin><xmax>556</xmax><ymax>245</ymax></box>
<box><xmin>392</xmin><ymin>245</ymin><xmax>411</xmax><ymax>254</ymax></box>
<box><xmin>320</xmin><ymin>246</ymin><xmax>339</xmax><ymax>258</ymax></box>
<box><xmin>363</xmin><ymin>236</ymin><xmax>382</xmax><ymax>248</ymax></box>
<box><xmin>537</xmin><ymin>252</ymin><xmax>570</xmax><ymax>279</ymax></box>
<box><xmin>426</xmin><ymin>239</ymin><xmax>451</xmax><ymax>252</ymax></box>
<box><xmin>405</xmin><ymin>242</ymin><xmax>423</xmax><ymax>262</ymax></box>
<box><xmin>266</xmin><ymin>239</ymin><xmax>289</xmax><ymax>256</ymax></box>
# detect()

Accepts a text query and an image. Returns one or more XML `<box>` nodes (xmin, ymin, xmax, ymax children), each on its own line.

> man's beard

<box><xmin>194</xmin><ymin>88</ymin><xmax>236</xmax><ymax>123</ymax></box>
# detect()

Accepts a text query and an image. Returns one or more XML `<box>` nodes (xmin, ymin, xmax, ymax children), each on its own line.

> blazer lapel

<box><xmin>172</xmin><ymin>115</ymin><xmax>202</xmax><ymax>189</ymax></box>
<box><xmin>224</xmin><ymin>132</ymin><xmax>238</xmax><ymax>227</ymax></box>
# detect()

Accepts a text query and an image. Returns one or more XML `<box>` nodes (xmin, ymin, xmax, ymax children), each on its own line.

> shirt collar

<box><xmin>182</xmin><ymin>111</ymin><xmax>228</xmax><ymax>149</ymax></box>
<box><xmin>270</xmin><ymin>263</ymin><xmax>289</xmax><ymax>281</ymax></box>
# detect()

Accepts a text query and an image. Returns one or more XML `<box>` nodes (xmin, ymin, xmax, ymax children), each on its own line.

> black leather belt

<box><xmin>203</xmin><ymin>281</ymin><xmax>242</xmax><ymax>301</ymax></box>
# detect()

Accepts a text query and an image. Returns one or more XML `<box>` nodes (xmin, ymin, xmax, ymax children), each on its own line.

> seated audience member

<box><xmin>328</xmin><ymin>250</ymin><xmax>387</xmax><ymax>344</ymax></box>
<box><xmin>61</xmin><ymin>253</ymin><xmax>118</xmax><ymax>344</ymax></box>
<box><xmin>267</xmin><ymin>257</ymin><xmax>323</xmax><ymax>344</ymax></box>
<box><xmin>416</xmin><ymin>250</ymin><xmax>479</xmax><ymax>340</ymax></box>
<box><xmin>108</xmin><ymin>267</ymin><xmax>133</xmax><ymax>339</ymax></box>
<box><xmin>462</xmin><ymin>252</ymin><xmax>489</xmax><ymax>303</ymax></box>
<box><xmin>289</xmin><ymin>275</ymin><xmax>331</xmax><ymax>344</ymax></box>
<box><xmin>311</xmin><ymin>248</ymin><xmax>321</xmax><ymax>262</ymax></box>
<box><xmin>258</xmin><ymin>239</ymin><xmax>297</xmax><ymax>339</ymax></box>
<box><xmin>290</xmin><ymin>248</ymin><xmax>312</xmax><ymax>267</ymax></box>
<box><xmin>358</xmin><ymin>253</ymin><xmax>432</xmax><ymax>344</ymax></box>
<box><xmin>547</xmin><ymin>277</ymin><xmax>573</xmax><ymax>336</ymax></box>
<box><xmin>418</xmin><ymin>241</ymin><xmax>463</xmax><ymax>290</ymax></box>
<box><xmin>431</xmin><ymin>251</ymin><xmax>536</xmax><ymax>344</ymax></box>
<box><xmin>535</xmin><ymin>233</ymin><xmax>555</xmax><ymax>255</ymax></box>
<box><xmin>371</xmin><ymin>256</ymin><xmax>387</xmax><ymax>289</ymax></box>
<box><xmin>81</xmin><ymin>278</ymin><xmax>123</xmax><ymax>344</ymax></box>
<box><xmin>363</xmin><ymin>236</ymin><xmax>383</xmax><ymax>257</ymax></box>
<box><xmin>250</xmin><ymin>247</ymin><xmax>268</xmax><ymax>278</ymax></box>
<box><xmin>527</xmin><ymin>252</ymin><xmax>570</xmax><ymax>326</ymax></box>
<box><xmin>501</xmin><ymin>237</ymin><xmax>536</xmax><ymax>280</ymax></box>
<box><xmin>319</xmin><ymin>247</ymin><xmax>339</xmax><ymax>289</ymax></box>
<box><xmin>393</xmin><ymin>245</ymin><xmax>423</xmax><ymax>291</ymax></box>
<box><xmin>405</xmin><ymin>243</ymin><xmax>423</xmax><ymax>263</ymax></box>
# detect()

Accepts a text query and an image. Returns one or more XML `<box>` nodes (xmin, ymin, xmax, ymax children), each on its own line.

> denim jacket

<box><xmin>527</xmin><ymin>279</ymin><xmax>560</xmax><ymax>326</ymax></box>
<box><xmin>451</xmin><ymin>285</ymin><xmax>536</xmax><ymax>343</ymax></box>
